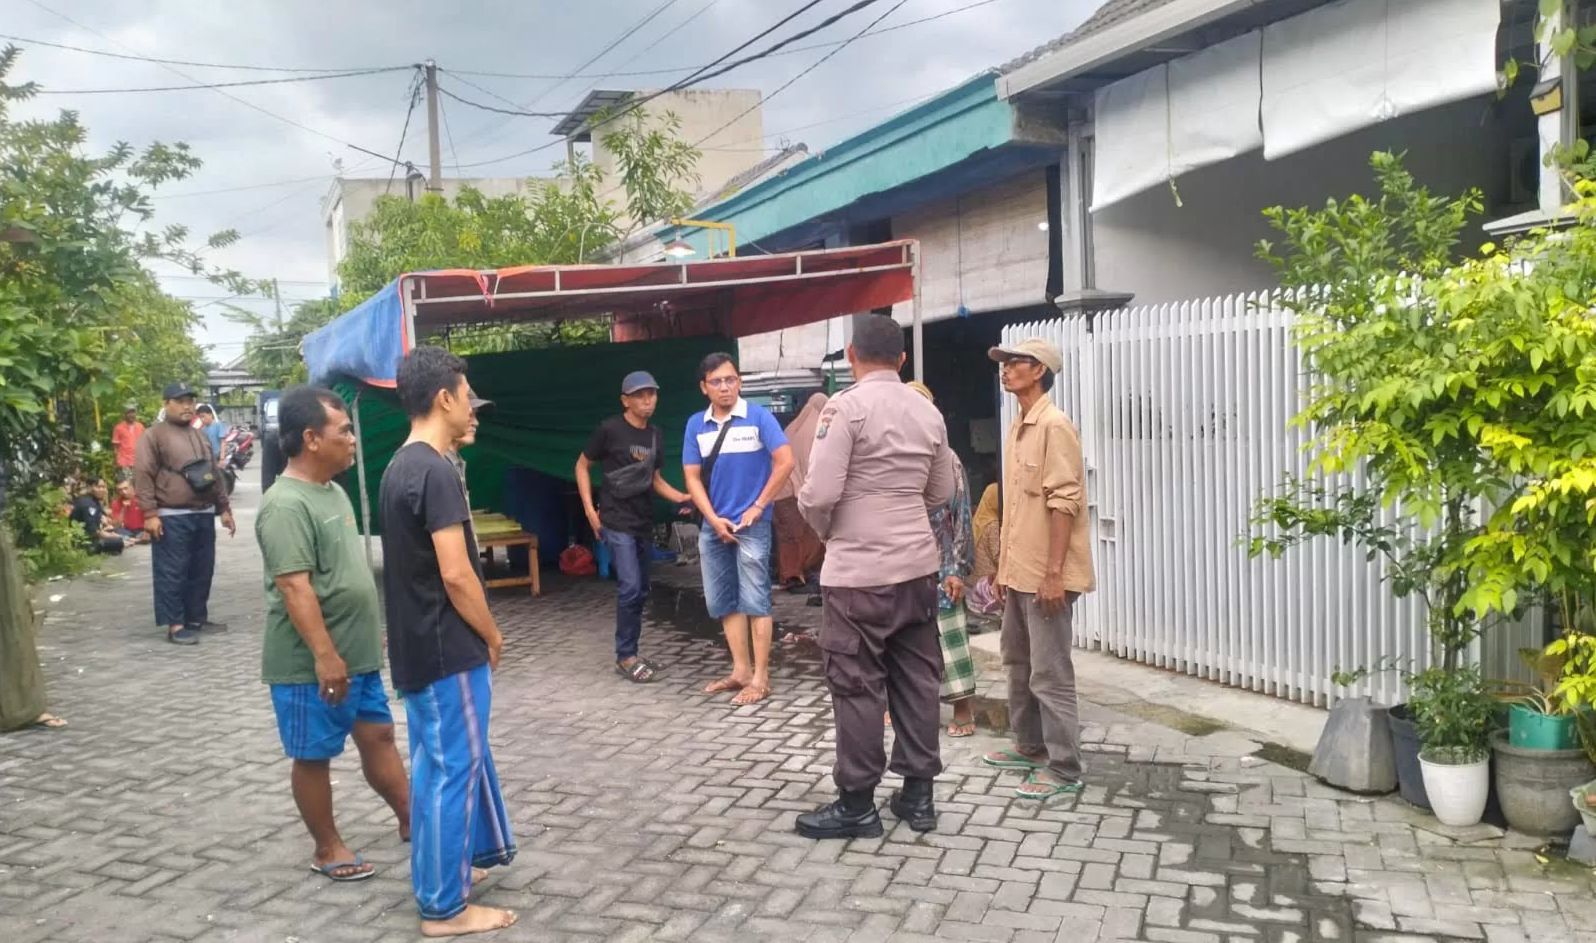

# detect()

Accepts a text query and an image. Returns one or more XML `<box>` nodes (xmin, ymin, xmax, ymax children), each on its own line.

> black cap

<box><xmin>162</xmin><ymin>381</ymin><xmax>197</xmax><ymax>400</ymax></box>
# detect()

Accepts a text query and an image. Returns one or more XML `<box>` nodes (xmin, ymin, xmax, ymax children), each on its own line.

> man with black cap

<box><xmin>981</xmin><ymin>338</ymin><xmax>1096</xmax><ymax>800</ymax></box>
<box><xmin>576</xmin><ymin>370</ymin><xmax>692</xmax><ymax>683</ymax></box>
<box><xmin>133</xmin><ymin>381</ymin><xmax>236</xmax><ymax>646</ymax></box>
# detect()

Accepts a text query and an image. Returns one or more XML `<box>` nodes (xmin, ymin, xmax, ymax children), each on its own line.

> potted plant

<box><xmin>1491</xmin><ymin>642</ymin><xmax>1596</xmax><ymax>835</ymax></box>
<box><xmin>1410</xmin><ymin>665</ymin><xmax>1495</xmax><ymax>827</ymax></box>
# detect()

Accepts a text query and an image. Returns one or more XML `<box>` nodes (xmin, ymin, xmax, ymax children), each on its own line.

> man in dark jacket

<box><xmin>133</xmin><ymin>381</ymin><xmax>235</xmax><ymax>646</ymax></box>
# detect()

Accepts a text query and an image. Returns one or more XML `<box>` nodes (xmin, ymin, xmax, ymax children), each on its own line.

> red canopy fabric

<box><xmin>402</xmin><ymin>241</ymin><xmax>916</xmax><ymax>341</ymax></box>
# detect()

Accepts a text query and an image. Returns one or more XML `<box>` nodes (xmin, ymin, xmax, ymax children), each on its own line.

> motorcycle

<box><xmin>219</xmin><ymin>426</ymin><xmax>255</xmax><ymax>495</ymax></box>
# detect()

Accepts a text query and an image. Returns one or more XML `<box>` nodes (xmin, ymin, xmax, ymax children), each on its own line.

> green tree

<box><xmin>223</xmin><ymin>297</ymin><xmax>340</xmax><ymax>389</ymax></box>
<box><xmin>328</xmin><ymin>107</ymin><xmax>700</xmax><ymax>355</ymax></box>
<box><xmin>0</xmin><ymin>45</ymin><xmax>249</xmax><ymax>576</ymax></box>
<box><xmin>1247</xmin><ymin>153</ymin><xmax>1494</xmax><ymax>670</ymax></box>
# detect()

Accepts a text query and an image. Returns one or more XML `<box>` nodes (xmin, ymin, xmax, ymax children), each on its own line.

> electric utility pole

<box><xmin>424</xmin><ymin>60</ymin><xmax>442</xmax><ymax>193</ymax></box>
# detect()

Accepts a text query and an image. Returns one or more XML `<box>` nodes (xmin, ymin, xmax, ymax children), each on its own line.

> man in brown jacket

<box><xmin>134</xmin><ymin>381</ymin><xmax>236</xmax><ymax>646</ymax></box>
<box><xmin>981</xmin><ymin>339</ymin><xmax>1096</xmax><ymax>799</ymax></box>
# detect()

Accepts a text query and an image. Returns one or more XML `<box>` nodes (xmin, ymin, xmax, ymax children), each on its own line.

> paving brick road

<box><xmin>3</xmin><ymin>482</ymin><xmax>1595</xmax><ymax>942</ymax></box>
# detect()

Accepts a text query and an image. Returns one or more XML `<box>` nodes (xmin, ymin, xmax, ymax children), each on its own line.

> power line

<box><xmin>0</xmin><ymin>32</ymin><xmax>400</xmax><ymax>72</ymax></box>
<box><xmin>24</xmin><ymin>1</ymin><xmax>401</xmax><ymax>167</ymax></box>
<box><xmin>150</xmin><ymin>173</ymin><xmax>337</xmax><ymax>201</ymax></box>
<box><xmin>446</xmin><ymin>0</ymin><xmax>872</xmax><ymax>169</ymax></box>
<box><xmin>693</xmin><ymin>0</ymin><xmax>911</xmax><ymax>148</ymax></box>
<box><xmin>448</xmin><ymin>0</ymin><xmax>1006</xmax><ymax>80</ymax></box>
<box><xmin>500</xmin><ymin>0</ymin><xmax>686</xmax><ymax>121</ymax></box>
<box><xmin>439</xmin><ymin>90</ymin><xmax>463</xmax><ymax>176</ymax></box>
<box><xmin>435</xmin><ymin>81</ymin><xmax>570</xmax><ymax>119</ymax></box>
<box><xmin>32</xmin><ymin>66</ymin><xmax>413</xmax><ymax>94</ymax></box>
<box><xmin>387</xmin><ymin>71</ymin><xmax>425</xmax><ymax>194</ymax></box>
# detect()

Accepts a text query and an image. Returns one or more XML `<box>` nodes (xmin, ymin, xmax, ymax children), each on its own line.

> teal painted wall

<box><xmin>673</xmin><ymin>73</ymin><xmax>1015</xmax><ymax>253</ymax></box>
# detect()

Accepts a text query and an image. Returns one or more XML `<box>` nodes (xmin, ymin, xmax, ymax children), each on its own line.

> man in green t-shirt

<box><xmin>256</xmin><ymin>386</ymin><xmax>409</xmax><ymax>883</ymax></box>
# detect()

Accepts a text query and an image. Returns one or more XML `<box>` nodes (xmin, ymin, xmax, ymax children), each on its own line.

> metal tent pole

<box><xmin>912</xmin><ymin>242</ymin><xmax>924</xmax><ymax>382</ymax></box>
<box><xmin>351</xmin><ymin>388</ymin><xmax>374</xmax><ymax>570</ymax></box>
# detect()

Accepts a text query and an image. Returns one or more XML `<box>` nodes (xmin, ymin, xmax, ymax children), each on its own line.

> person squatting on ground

<box><xmin>576</xmin><ymin>370</ymin><xmax>692</xmax><ymax>684</ymax></box>
<box><xmin>683</xmin><ymin>353</ymin><xmax>794</xmax><ymax>707</ymax></box>
<box><xmin>795</xmin><ymin>314</ymin><xmax>957</xmax><ymax>839</ymax></box>
<box><xmin>380</xmin><ymin>346</ymin><xmax>517</xmax><ymax>938</ymax></box>
<box><xmin>69</xmin><ymin>476</ymin><xmax>125</xmax><ymax>555</ymax></box>
<box><xmin>982</xmin><ymin>338</ymin><xmax>1097</xmax><ymax>800</ymax></box>
<box><xmin>133</xmin><ymin>381</ymin><xmax>234</xmax><ymax>646</ymax></box>
<box><xmin>255</xmin><ymin>386</ymin><xmax>410</xmax><ymax>884</ymax></box>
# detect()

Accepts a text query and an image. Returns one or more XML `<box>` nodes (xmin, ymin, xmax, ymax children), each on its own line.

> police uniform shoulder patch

<box><xmin>815</xmin><ymin>404</ymin><xmax>839</xmax><ymax>440</ymax></box>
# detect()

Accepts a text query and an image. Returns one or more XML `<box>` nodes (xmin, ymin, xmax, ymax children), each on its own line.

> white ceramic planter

<box><xmin>1419</xmin><ymin>753</ymin><xmax>1490</xmax><ymax>827</ymax></box>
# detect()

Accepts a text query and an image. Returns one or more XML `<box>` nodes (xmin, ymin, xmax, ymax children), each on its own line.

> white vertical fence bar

<box><xmin>998</xmin><ymin>291</ymin><xmax>1535</xmax><ymax>707</ymax></box>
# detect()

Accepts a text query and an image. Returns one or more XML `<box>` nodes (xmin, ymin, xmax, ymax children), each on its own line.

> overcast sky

<box><xmin>7</xmin><ymin>0</ymin><xmax>1096</xmax><ymax>361</ymax></box>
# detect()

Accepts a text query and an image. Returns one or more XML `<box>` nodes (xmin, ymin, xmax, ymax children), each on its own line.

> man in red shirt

<box><xmin>111</xmin><ymin>404</ymin><xmax>145</xmax><ymax>481</ymax></box>
<box><xmin>110</xmin><ymin>480</ymin><xmax>148</xmax><ymax>543</ymax></box>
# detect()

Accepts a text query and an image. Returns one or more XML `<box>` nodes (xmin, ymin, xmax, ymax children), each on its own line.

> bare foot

<box><xmin>421</xmin><ymin>904</ymin><xmax>518</xmax><ymax>938</ymax></box>
<box><xmin>471</xmin><ymin>867</ymin><xmax>489</xmax><ymax>885</ymax></box>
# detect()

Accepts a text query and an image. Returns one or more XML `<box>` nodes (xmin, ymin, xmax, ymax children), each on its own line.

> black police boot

<box><xmin>795</xmin><ymin>789</ymin><xmax>882</xmax><ymax>840</ymax></box>
<box><xmin>889</xmin><ymin>777</ymin><xmax>937</xmax><ymax>833</ymax></box>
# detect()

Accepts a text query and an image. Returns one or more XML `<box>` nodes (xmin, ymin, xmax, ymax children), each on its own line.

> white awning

<box><xmin>1092</xmin><ymin>31</ymin><xmax>1263</xmax><ymax>211</ymax></box>
<box><xmin>1261</xmin><ymin>0</ymin><xmax>1500</xmax><ymax>160</ymax></box>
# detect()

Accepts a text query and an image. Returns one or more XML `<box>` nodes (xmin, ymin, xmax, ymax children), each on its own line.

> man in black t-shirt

<box><xmin>576</xmin><ymin>370</ymin><xmax>692</xmax><ymax>683</ymax></box>
<box><xmin>378</xmin><ymin>346</ymin><xmax>517</xmax><ymax>938</ymax></box>
<box><xmin>69</xmin><ymin>477</ymin><xmax>124</xmax><ymax>555</ymax></box>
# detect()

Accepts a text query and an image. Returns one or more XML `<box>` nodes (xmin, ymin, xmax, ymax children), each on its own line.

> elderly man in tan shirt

<box><xmin>983</xmin><ymin>338</ymin><xmax>1096</xmax><ymax>799</ymax></box>
<box><xmin>796</xmin><ymin>314</ymin><xmax>957</xmax><ymax>839</ymax></box>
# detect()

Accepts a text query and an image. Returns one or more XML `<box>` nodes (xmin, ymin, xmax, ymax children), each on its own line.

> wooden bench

<box><xmin>472</xmin><ymin>514</ymin><xmax>540</xmax><ymax>596</ymax></box>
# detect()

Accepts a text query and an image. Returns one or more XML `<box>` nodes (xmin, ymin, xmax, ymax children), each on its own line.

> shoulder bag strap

<box><xmin>700</xmin><ymin>417</ymin><xmax>735</xmax><ymax>492</ymax></box>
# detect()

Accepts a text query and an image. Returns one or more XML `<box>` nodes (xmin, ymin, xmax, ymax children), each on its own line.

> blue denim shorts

<box><xmin>269</xmin><ymin>671</ymin><xmax>393</xmax><ymax>760</ymax></box>
<box><xmin>699</xmin><ymin>516</ymin><xmax>772</xmax><ymax>620</ymax></box>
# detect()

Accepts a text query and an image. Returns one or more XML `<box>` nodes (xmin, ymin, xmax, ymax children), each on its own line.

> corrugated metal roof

<box><xmin>999</xmin><ymin>0</ymin><xmax>1180</xmax><ymax>74</ymax></box>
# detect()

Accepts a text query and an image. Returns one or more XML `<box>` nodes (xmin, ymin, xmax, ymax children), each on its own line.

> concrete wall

<box><xmin>1090</xmin><ymin>95</ymin><xmax>1527</xmax><ymax>305</ymax></box>
<box><xmin>321</xmin><ymin>177</ymin><xmax>548</xmax><ymax>283</ymax></box>
<box><xmin>737</xmin><ymin>317</ymin><xmax>850</xmax><ymax>375</ymax></box>
<box><xmin>590</xmin><ymin>89</ymin><xmax>765</xmax><ymax>232</ymax></box>
<box><xmin>891</xmin><ymin>171</ymin><xmax>1051</xmax><ymax>324</ymax></box>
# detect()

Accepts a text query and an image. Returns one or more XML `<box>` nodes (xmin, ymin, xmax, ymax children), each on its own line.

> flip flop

<box><xmin>1014</xmin><ymin>771</ymin><xmax>1085</xmax><ymax>800</ymax></box>
<box><xmin>310</xmin><ymin>856</ymin><xmax>375</xmax><ymax>882</ymax></box>
<box><xmin>31</xmin><ymin>713</ymin><xmax>68</xmax><ymax>730</ymax></box>
<box><xmin>946</xmin><ymin>721</ymin><xmax>977</xmax><ymax>738</ymax></box>
<box><xmin>730</xmin><ymin>684</ymin><xmax>770</xmax><ymax>706</ymax></box>
<box><xmin>981</xmin><ymin>749</ymin><xmax>1046</xmax><ymax>770</ymax></box>
<box><xmin>703</xmin><ymin>676</ymin><xmax>745</xmax><ymax>695</ymax></box>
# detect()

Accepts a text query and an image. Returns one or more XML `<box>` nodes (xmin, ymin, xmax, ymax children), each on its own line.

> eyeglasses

<box><xmin>705</xmin><ymin>376</ymin><xmax>740</xmax><ymax>389</ymax></box>
<box><xmin>999</xmin><ymin>357</ymin><xmax>1041</xmax><ymax>371</ymax></box>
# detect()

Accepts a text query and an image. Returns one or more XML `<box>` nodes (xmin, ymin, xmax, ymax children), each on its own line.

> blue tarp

<box><xmin>303</xmin><ymin>278</ymin><xmax>406</xmax><ymax>386</ymax></box>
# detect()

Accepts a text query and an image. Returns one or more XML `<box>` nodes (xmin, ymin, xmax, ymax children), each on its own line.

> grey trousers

<box><xmin>1000</xmin><ymin>590</ymin><xmax>1082</xmax><ymax>781</ymax></box>
<box><xmin>819</xmin><ymin>576</ymin><xmax>942</xmax><ymax>793</ymax></box>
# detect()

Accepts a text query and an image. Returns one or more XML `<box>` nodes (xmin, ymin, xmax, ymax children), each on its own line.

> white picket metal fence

<box><xmin>1000</xmin><ymin>293</ymin><xmax>1535</xmax><ymax>707</ymax></box>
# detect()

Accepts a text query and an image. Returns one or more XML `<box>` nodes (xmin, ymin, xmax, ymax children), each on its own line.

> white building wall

<box><xmin>1091</xmin><ymin>95</ymin><xmax>1518</xmax><ymax>305</ymax></box>
<box><xmin>891</xmin><ymin>172</ymin><xmax>1051</xmax><ymax>325</ymax></box>
<box><xmin>737</xmin><ymin>317</ymin><xmax>849</xmax><ymax>375</ymax></box>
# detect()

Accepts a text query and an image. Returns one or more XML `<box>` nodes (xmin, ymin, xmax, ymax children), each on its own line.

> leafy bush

<box><xmin>2</xmin><ymin>485</ymin><xmax>91</xmax><ymax>581</ymax></box>
<box><xmin>1409</xmin><ymin>664</ymin><xmax>1496</xmax><ymax>763</ymax></box>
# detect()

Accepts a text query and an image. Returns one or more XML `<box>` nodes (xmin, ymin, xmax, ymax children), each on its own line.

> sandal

<box><xmin>703</xmin><ymin>676</ymin><xmax>746</xmax><ymax>695</ymax></box>
<box><xmin>981</xmin><ymin>749</ymin><xmax>1046</xmax><ymax>770</ymax></box>
<box><xmin>31</xmin><ymin>713</ymin><xmax>68</xmax><ymax>730</ymax></box>
<box><xmin>946</xmin><ymin>721</ymin><xmax>976</xmax><ymax>738</ymax></box>
<box><xmin>1014</xmin><ymin>770</ymin><xmax>1084</xmax><ymax>800</ymax></box>
<box><xmin>616</xmin><ymin>659</ymin><xmax>657</xmax><ymax>683</ymax></box>
<box><xmin>730</xmin><ymin>684</ymin><xmax>770</xmax><ymax>706</ymax></box>
<box><xmin>310</xmin><ymin>855</ymin><xmax>375</xmax><ymax>882</ymax></box>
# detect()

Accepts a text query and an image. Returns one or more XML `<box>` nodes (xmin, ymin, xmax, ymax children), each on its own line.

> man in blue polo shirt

<box><xmin>684</xmin><ymin>352</ymin><xmax>794</xmax><ymax>707</ymax></box>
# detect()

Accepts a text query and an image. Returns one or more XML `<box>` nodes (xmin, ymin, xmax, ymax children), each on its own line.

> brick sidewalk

<box><xmin>2</xmin><ymin>489</ymin><xmax>1594</xmax><ymax>942</ymax></box>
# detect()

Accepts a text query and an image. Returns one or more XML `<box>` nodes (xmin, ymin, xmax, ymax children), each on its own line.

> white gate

<box><xmin>1001</xmin><ymin>294</ymin><xmax>1445</xmax><ymax>706</ymax></box>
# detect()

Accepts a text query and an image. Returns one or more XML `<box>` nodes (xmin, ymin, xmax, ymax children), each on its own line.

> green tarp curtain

<box><xmin>331</xmin><ymin>335</ymin><xmax>733</xmax><ymax>533</ymax></box>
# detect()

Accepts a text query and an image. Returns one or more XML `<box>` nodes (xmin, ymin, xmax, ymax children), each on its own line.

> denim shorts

<box><xmin>699</xmin><ymin>516</ymin><xmax>772</xmax><ymax>620</ymax></box>
<box><xmin>269</xmin><ymin>671</ymin><xmax>393</xmax><ymax>760</ymax></box>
